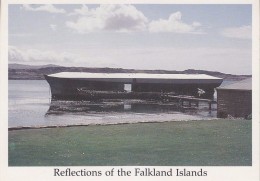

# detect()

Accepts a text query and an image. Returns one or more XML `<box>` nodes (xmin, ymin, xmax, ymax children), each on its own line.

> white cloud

<box><xmin>67</xmin><ymin>6</ymin><xmax>203</xmax><ymax>34</ymax></box>
<box><xmin>148</xmin><ymin>12</ymin><xmax>203</xmax><ymax>34</ymax></box>
<box><xmin>50</xmin><ymin>24</ymin><xmax>57</xmax><ymax>31</ymax></box>
<box><xmin>68</xmin><ymin>4</ymin><xmax>89</xmax><ymax>16</ymax></box>
<box><xmin>220</xmin><ymin>25</ymin><xmax>251</xmax><ymax>39</ymax></box>
<box><xmin>21</xmin><ymin>4</ymin><xmax>66</xmax><ymax>14</ymax></box>
<box><xmin>66</xmin><ymin>4</ymin><xmax>148</xmax><ymax>33</ymax></box>
<box><xmin>8</xmin><ymin>46</ymin><xmax>77</xmax><ymax>64</ymax></box>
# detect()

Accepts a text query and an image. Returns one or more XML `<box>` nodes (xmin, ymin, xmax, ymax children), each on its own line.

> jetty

<box><xmin>161</xmin><ymin>94</ymin><xmax>216</xmax><ymax>110</ymax></box>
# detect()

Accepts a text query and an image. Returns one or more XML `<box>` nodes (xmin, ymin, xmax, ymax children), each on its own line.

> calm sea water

<box><xmin>9</xmin><ymin>80</ymin><xmax>231</xmax><ymax>128</ymax></box>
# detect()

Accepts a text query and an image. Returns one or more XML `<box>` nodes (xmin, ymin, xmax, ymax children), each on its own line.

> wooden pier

<box><xmin>76</xmin><ymin>89</ymin><xmax>216</xmax><ymax>110</ymax></box>
<box><xmin>161</xmin><ymin>95</ymin><xmax>216</xmax><ymax>110</ymax></box>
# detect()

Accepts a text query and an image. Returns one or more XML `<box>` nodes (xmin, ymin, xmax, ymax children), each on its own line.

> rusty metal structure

<box><xmin>44</xmin><ymin>72</ymin><xmax>223</xmax><ymax>100</ymax></box>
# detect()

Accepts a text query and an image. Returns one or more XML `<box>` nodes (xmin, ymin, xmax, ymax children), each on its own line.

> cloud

<box><xmin>220</xmin><ymin>25</ymin><xmax>251</xmax><ymax>39</ymax></box>
<box><xmin>21</xmin><ymin>4</ymin><xmax>66</xmax><ymax>14</ymax></box>
<box><xmin>8</xmin><ymin>46</ymin><xmax>77</xmax><ymax>64</ymax></box>
<box><xmin>68</xmin><ymin>4</ymin><xmax>89</xmax><ymax>16</ymax></box>
<box><xmin>66</xmin><ymin>4</ymin><xmax>148</xmax><ymax>33</ymax></box>
<box><xmin>148</xmin><ymin>12</ymin><xmax>203</xmax><ymax>33</ymax></box>
<box><xmin>50</xmin><ymin>24</ymin><xmax>57</xmax><ymax>31</ymax></box>
<box><xmin>67</xmin><ymin>5</ymin><xmax>203</xmax><ymax>34</ymax></box>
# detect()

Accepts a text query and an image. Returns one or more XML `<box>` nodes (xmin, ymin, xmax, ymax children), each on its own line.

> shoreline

<box><xmin>10</xmin><ymin>118</ymin><xmax>244</xmax><ymax>131</ymax></box>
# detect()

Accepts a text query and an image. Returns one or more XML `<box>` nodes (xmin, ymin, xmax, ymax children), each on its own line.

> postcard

<box><xmin>0</xmin><ymin>0</ymin><xmax>259</xmax><ymax>180</ymax></box>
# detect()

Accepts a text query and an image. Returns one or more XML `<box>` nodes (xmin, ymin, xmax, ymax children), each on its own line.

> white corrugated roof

<box><xmin>48</xmin><ymin>72</ymin><xmax>222</xmax><ymax>80</ymax></box>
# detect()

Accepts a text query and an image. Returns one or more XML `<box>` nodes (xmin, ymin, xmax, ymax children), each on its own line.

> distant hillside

<box><xmin>8</xmin><ymin>64</ymin><xmax>251</xmax><ymax>81</ymax></box>
<box><xmin>9</xmin><ymin>63</ymin><xmax>61</xmax><ymax>69</ymax></box>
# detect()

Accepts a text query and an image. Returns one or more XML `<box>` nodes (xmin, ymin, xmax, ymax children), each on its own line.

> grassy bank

<box><xmin>9</xmin><ymin>119</ymin><xmax>251</xmax><ymax>166</ymax></box>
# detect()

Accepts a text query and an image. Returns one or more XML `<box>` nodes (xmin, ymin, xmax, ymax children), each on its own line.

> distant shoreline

<box><xmin>8</xmin><ymin>64</ymin><xmax>251</xmax><ymax>81</ymax></box>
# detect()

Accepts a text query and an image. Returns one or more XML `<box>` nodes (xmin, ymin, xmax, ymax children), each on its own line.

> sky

<box><xmin>8</xmin><ymin>4</ymin><xmax>252</xmax><ymax>75</ymax></box>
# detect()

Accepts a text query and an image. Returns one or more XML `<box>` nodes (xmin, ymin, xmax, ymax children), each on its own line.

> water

<box><xmin>9</xmin><ymin>80</ymin><xmax>232</xmax><ymax>128</ymax></box>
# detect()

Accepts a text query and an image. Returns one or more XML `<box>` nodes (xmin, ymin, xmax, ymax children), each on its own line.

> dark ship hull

<box><xmin>44</xmin><ymin>73</ymin><xmax>223</xmax><ymax>100</ymax></box>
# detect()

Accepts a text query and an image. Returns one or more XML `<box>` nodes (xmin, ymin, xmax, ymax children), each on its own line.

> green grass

<box><xmin>9</xmin><ymin>119</ymin><xmax>252</xmax><ymax>166</ymax></box>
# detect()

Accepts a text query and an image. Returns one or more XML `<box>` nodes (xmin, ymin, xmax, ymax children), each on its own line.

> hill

<box><xmin>8</xmin><ymin>64</ymin><xmax>251</xmax><ymax>81</ymax></box>
<box><xmin>9</xmin><ymin>63</ymin><xmax>61</xmax><ymax>69</ymax></box>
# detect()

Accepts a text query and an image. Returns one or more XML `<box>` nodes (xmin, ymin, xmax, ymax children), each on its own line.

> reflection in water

<box><xmin>46</xmin><ymin>98</ymin><xmax>216</xmax><ymax>117</ymax></box>
<box><xmin>46</xmin><ymin>99</ymin><xmax>184</xmax><ymax>115</ymax></box>
<box><xmin>8</xmin><ymin>80</ymin><xmax>227</xmax><ymax>128</ymax></box>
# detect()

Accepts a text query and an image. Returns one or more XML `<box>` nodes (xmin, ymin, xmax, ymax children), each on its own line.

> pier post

<box><xmin>209</xmin><ymin>102</ymin><xmax>212</xmax><ymax>110</ymax></box>
<box><xmin>196</xmin><ymin>101</ymin><xmax>199</xmax><ymax>107</ymax></box>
